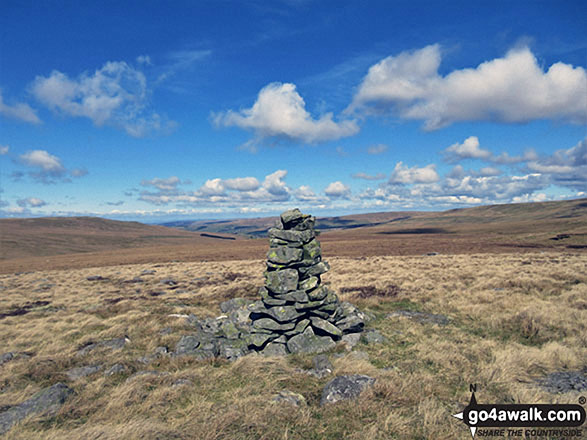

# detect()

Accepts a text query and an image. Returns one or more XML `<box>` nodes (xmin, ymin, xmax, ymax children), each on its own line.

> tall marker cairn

<box><xmin>248</xmin><ymin>208</ymin><xmax>365</xmax><ymax>355</ymax></box>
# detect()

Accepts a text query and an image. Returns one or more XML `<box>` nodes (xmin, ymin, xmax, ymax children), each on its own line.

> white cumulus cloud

<box><xmin>30</xmin><ymin>61</ymin><xmax>174</xmax><ymax>137</ymax></box>
<box><xmin>444</xmin><ymin>136</ymin><xmax>492</xmax><ymax>161</ymax></box>
<box><xmin>389</xmin><ymin>162</ymin><xmax>439</xmax><ymax>184</ymax></box>
<box><xmin>324</xmin><ymin>181</ymin><xmax>351</xmax><ymax>198</ymax></box>
<box><xmin>213</xmin><ymin>82</ymin><xmax>359</xmax><ymax>144</ymax></box>
<box><xmin>349</xmin><ymin>45</ymin><xmax>587</xmax><ymax>130</ymax></box>
<box><xmin>0</xmin><ymin>90</ymin><xmax>41</xmax><ymax>124</ymax></box>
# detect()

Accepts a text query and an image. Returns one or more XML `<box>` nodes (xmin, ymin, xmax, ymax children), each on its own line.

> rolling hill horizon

<box><xmin>1</xmin><ymin>198</ymin><xmax>586</xmax><ymax>273</ymax></box>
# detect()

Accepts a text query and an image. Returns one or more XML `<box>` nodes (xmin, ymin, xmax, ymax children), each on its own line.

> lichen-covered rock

<box><xmin>299</xmin><ymin>276</ymin><xmax>319</xmax><ymax>291</ymax></box>
<box><xmin>267</xmin><ymin>246</ymin><xmax>303</xmax><ymax>265</ymax></box>
<box><xmin>271</xmin><ymin>389</ymin><xmax>306</xmax><ymax>406</ymax></box>
<box><xmin>286</xmin><ymin>326</ymin><xmax>336</xmax><ymax>354</ymax></box>
<box><xmin>0</xmin><ymin>383</ymin><xmax>74</xmax><ymax>435</ymax></box>
<box><xmin>310</xmin><ymin>317</ymin><xmax>342</xmax><ymax>338</ymax></box>
<box><xmin>253</xmin><ymin>317</ymin><xmax>296</xmax><ymax>332</ymax></box>
<box><xmin>265</xmin><ymin>269</ymin><xmax>299</xmax><ymax>294</ymax></box>
<box><xmin>320</xmin><ymin>375</ymin><xmax>375</xmax><ymax>405</ymax></box>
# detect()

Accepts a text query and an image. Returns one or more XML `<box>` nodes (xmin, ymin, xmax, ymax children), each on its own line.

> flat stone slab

<box><xmin>320</xmin><ymin>375</ymin><xmax>375</xmax><ymax>405</ymax></box>
<box><xmin>386</xmin><ymin>310</ymin><xmax>449</xmax><ymax>326</ymax></box>
<box><xmin>263</xmin><ymin>305</ymin><xmax>305</xmax><ymax>323</ymax></box>
<box><xmin>265</xmin><ymin>269</ymin><xmax>299</xmax><ymax>294</ymax></box>
<box><xmin>286</xmin><ymin>326</ymin><xmax>335</xmax><ymax>354</ymax></box>
<box><xmin>310</xmin><ymin>317</ymin><xmax>342</xmax><ymax>338</ymax></box>
<box><xmin>253</xmin><ymin>317</ymin><xmax>296</xmax><ymax>332</ymax></box>
<box><xmin>267</xmin><ymin>247</ymin><xmax>303</xmax><ymax>265</ymax></box>
<box><xmin>0</xmin><ymin>383</ymin><xmax>74</xmax><ymax>435</ymax></box>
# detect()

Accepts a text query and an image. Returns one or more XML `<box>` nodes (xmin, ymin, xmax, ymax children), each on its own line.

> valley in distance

<box><xmin>0</xmin><ymin>199</ymin><xmax>585</xmax><ymax>439</ymax></box>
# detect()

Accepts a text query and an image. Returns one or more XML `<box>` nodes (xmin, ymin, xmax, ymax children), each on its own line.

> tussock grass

<box><xmin>0</xmin><ymin>252</ymin><xmax>585</xmax><ymax>439</ymax></box>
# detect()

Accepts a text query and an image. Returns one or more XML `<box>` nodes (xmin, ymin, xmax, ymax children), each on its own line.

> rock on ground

<box><xmin>537</xmin><ymin>370</ymin><xmax>587</xmax><ymax>393</ymax></box>
<box><xmin>0</xmin><ymin>383</ymin><xmax>74</xmax><ymax>435</ymax></box>
<box><xmin>320</xmin><ymin>375</ymin><xmax>375</xmax><ymax>405</ymax></box>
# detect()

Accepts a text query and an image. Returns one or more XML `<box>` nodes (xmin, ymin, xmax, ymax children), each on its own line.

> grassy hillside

<box><xmin>0</xmin><ymin>217</ymin><xmax>241</xmax><ymax>261</ymax></box>
<box><xmin>0</xmin><ymin>253</ymin><xmax>584</xmax><ymax>438</ymax></box>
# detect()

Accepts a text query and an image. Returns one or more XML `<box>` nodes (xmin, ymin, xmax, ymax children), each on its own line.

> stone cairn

<box><xmin>247</xmin><ymin>208</ymin><xmax>365</xmax><ymax>356</ymax></box>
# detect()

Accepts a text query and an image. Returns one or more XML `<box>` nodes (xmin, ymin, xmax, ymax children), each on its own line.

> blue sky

<box><xmin>1</xmin><ymin>0</ymin><xmax>586</xmax><ymax>221</ymax></box>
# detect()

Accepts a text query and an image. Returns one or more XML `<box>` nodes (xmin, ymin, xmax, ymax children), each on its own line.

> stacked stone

<box><xmin>247</xmin><ymin>208</ymin><xmax>364</xmax><ymax>355</ymax></box>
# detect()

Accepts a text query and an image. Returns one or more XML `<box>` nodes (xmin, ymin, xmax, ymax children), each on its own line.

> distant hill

<box><xmin>0</xmin><ymin>216</ymin><xmax>241</xmax><ymax>261</ymax></box>
<box><xmin>1</xmin><ymin>199</ymin><xmax>585</xmax><ymax>273</ymax></box>
<box><xmin>163</xmin><ymin>198</ymin><xmax>587</xmax><ymax>241</ymax></box>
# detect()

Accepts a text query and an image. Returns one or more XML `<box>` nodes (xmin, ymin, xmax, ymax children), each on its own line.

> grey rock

<box><xmin>220</xmin><ymin>319</ymin><xmax>241</xmax><ymax>339</ymax></box>
<box><xmin>306</xmin><ymin>285</ymin><xmax>329</xmax><ymax>301</ymax></box>
<box><xmin>273</xmin><ymin>289</ymin><xmax>309</xmax><ymax>303</ymax></box>
<box><xmin>286</xmin><ymin>326</ymin><xmax>336</xmax><ymax>354</ymax></box>
<box><xmin>261</xmin><ymin>342</ymin><xmax>289</xmax><ymax>356</ymax></box>
<box><xmin>86</xmin><ymin>275</ymin><xmax>108</xmax><ymax>281</ymax></box>
<box><xmin>302</xmin><ymin>239</ymin><xmax>321</xmax><ymax>261</ymax></box>
<box><xmin>284</xmin><ymin>319</ymin><xmax>310</xmax><ymax>336</ymax></box>
<box><xmin>268</xmin><ymin>228</ymin><xmax>314</xmax><ymax>246</ymax></box>
<box><xmin>260</xmin><ymin>287</ymin><xmax>288</xmax><ymax>306</ymax></box>
<box><xmin>104</xmin><ymin>363</ymin><xmax>126</xmax><ymax>376</ymax></box>
<box><xmin>76</xmin><ymin>337</ymin><xmax>129</xmax><ymax>356</ymax></box>
<box><xmin>0</xmin><ymin>352</ymin><xmax>14</xmax><ymax>365</ymax></box>
<box><xmin>267</xmin><ymin>246</ymin><xmax>303</xmax><ymax>265</ymax></box>
<box><xmin>246</xmin><ymin>332</ymin><xmax>276</xmax><ymax>349</ymax></box>
<box><xmin>280</xmin><ymin>208</ymin><xmax>305</xmax><ymax>228</ymax></box>
<box><xmin>141</xmin><ymin>269</ymin><xmax>156</xmax><ymax>275</ymax></box>
<box><xmin>174</xmin><ymin>333</ymin><xmax>218</xmax><ymax>359</ymax></box>
<box><xmin>253</xmin><ymin>318</ymin><xmax>296</xmax><ymax>332</ymax></box>
<box><xmin>341</xmin><ymin>333</ymin><xmax>361</xmax><ymax>350</ymax></box>
<box><xmin>386</xmin><ymin>310</ymin><xmax>449</xmax><ymax>326</ymax></box>
<box><xmin>320</xmin><ymin>375</ymin><xmax>375</xmax><ymax>405</ymax></box>
<box><xmin>299</xmin><ymin>261</ymin><xmax>330</xmax><ymax>278</ymax></box>
<box><xmin>154</xmin><ymin>346</ymin><xmax>169</xmax><ymax>356</ymax></box>
<box><xmin>537</xmin><ymin>370</ymin><xmax>587</xmax><ymax>393</ymax></box>
<box><xmin>298</xmin><ymin>276</ymin><xmax>319</xmax><ymax>291</ymax></box>
<box><xmin>312</xmin><ymin>354</ymin><xmax>333</xmax><ymax>377</ymax></box>
<box><xmin>0</xmin><ymin>383</ymin><xmax>74</xmax><ymax>435</ymax></box>
<box><xmin>272</xmin><ymin>390</ymin><xmax>306</xmax><ymax>407</ymax></box>
<box><xmin>336</xmin><ymin>315</ymin><xmax>365</xmax><ymax>333</ymax></box>
<box><xmin>310</xmin><ymin>317</ymin><xmax>342</xmax><ymax>338</ymax></box>
<box><xmin>217</xmin><ymin>338</ymin><xmax>251</xmax><ymax>361</ymax></box>
<box><xmin>220</xmin><ymin>298</ymin><xmax>255</xmax><ymax>314</ymax></box>
<box><xmin>65</xmin><ymin>365</ymin><xmax>102</xmax><ymax>380</ymax></box>
<box><xmin>262</xmin><ymin>305</ymin><xmax>305</xmax><ymax>323</ymax></box>
<box><xmin>363</xmin><ymin>329</ymin><xmax>386</xmax><ymax>344</ymax></box>
<box><xmin>160</xmin><ymin>278</ymin><xmax>178</xmax><ymax>286</ymax></box>
<box><xmin>265</xmin><ymin>269</ymin><xmax>299</xmax><ymax>294</ymax></box>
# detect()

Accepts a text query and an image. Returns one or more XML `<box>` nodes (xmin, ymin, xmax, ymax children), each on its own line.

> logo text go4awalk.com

<box><xmin>452</xmin><ymin>384</ymin><xmax>585</xmax><ymax>438</ymax></box>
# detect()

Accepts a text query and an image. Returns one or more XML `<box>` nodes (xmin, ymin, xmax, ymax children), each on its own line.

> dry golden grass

<box><xmin>0</xmin><ymin>252</ymin><xmax>585</xmax><ymax>439</ymax></box>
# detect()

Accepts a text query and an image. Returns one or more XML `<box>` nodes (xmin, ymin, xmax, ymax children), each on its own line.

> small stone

<box><xmin>336</xmin><ymin>315</ymin><xmax>365</xmax><ymax>333</ymax></box>
<box><xmin>253</xmin><ymin>318</ymin><xmax>296</xmax><ymax>332</ymax></box>
<box><xmin>160</xmin><ymin>278</ymin><xmax>178</xmax><ymax>286</ymax></box>
<box><xmin>307</xmin><ymin>285</ymin><xmax>329</xmax><ymax>301</ymax></box>
<box><xmin>280</xmin><ymin>208</ymin><xmax>305</xmax><ymax>227</ymax></box>
<box><xmin>86</xmin><ymin>275</ymin><xmax>108</xmax><ymax>281</ymax></box>
<box><xmin>302</xmin><ymin>239</ymin><xmax>321</xmax><ymax>260</ymax></box>
<box><xmin>341</xmin><ymin>333</ymin><xmax>361</xmax><ymax>350</ymax></box>
<box><xmin>284</xmin><ymin>319</ymin><xmax>310</xmax><ymax>336</ymax></box>
<box><xmin>312</xmin><ymin>354</ymin><xmax>333</xmax><ymax>375</ymax></box>
<box><xmin>274</xmin><ymin>290</ymin><xmax>309</xmax><ymax>303</ymax></box>
<box><xmin>172</xmin><ymin>378</ymin><xmax>193</xmax><ymax>387</ymax></box>
<box><xmin>261</xmin><ymin>342</ymin><xmax>289</xmax><ymax>356</ymax></box>
<box><xmin>320</xmin><ymin>375</ymin><xmax>375</xmax><ymax>405</ymax></box>
<box><xmin>0</xmin><ymin>352</ymin><xmax>14</xmax><ymax>365</ymax></box>
<box><xmin>141</xmin><ymin>270</ymin><xmax>156</xmax><ymax>275</ymax></box>
<box><xmin>260</xmin><ymin>287</ymin><xmax>288</xmax><ymax>306</ymax></box>
<box><xmin>299</xmin><ymin>276</ymin><xmax>319</xmax><ymax>291</ymax></box>
<box><xmin>310</xmin><ymin>317</ymin><xmax>342</xmax><ymax>338</ymax></box>
<box><xmin>272</xmin><ymin>390</ymin><xmax>306</xmax><ymax>407</ymax></box>
<box><xmin>104</xmin><ymin>364</ymin><xmax>126</xmax><ymax>376</ymax></box>
<box><xmin>264</xmin><ymin>305</ymin><xmax>305</xmax><ymax>323</ymax></box>
<box><xmin>265</xmin><ymin>269</ymin><xmax>299</xmax><ymax>294</ymax></box>
<box><xmin>363</xmin><ymin>329</ymin><xmax>386</xmax><ymax>344</ymax></box>
<box><xmin>220</xmin><ymin>298</ymin><xmax>255</xmax><ymax>314</ymax></box>
<box><xmin>65</xmin><ymin>365</ymin><xmax>102</xmax><ymax>380</ymax></box>
<box><xmin>299</xmin><ymin>261</ymin><xmax>330</xmax><ymax>278</ymax></box>
<box><xmin>247</xmin><ymin>332</ymin><xmax>276</xmax><ymax>348</ymax></box>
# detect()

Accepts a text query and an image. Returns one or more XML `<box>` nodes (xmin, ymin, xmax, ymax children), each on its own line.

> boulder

<box><xmin>286</xmin><ymin>326</ymin><xmax>336</xmax><ymax>354</ymax></box>
<box><xmin>320</xmin><ymin>375</ymin><xmax>375</xmax><ymax>405</ymax></box>
<box><xmin>265</xmin><ymin>269</ymin><xmax>299</xmax><ymax>294</ymax></box>
<box><xmin>0</xmin><ymin>383</ymin><xmax>74</xmax><ymax>435</ymax></box>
